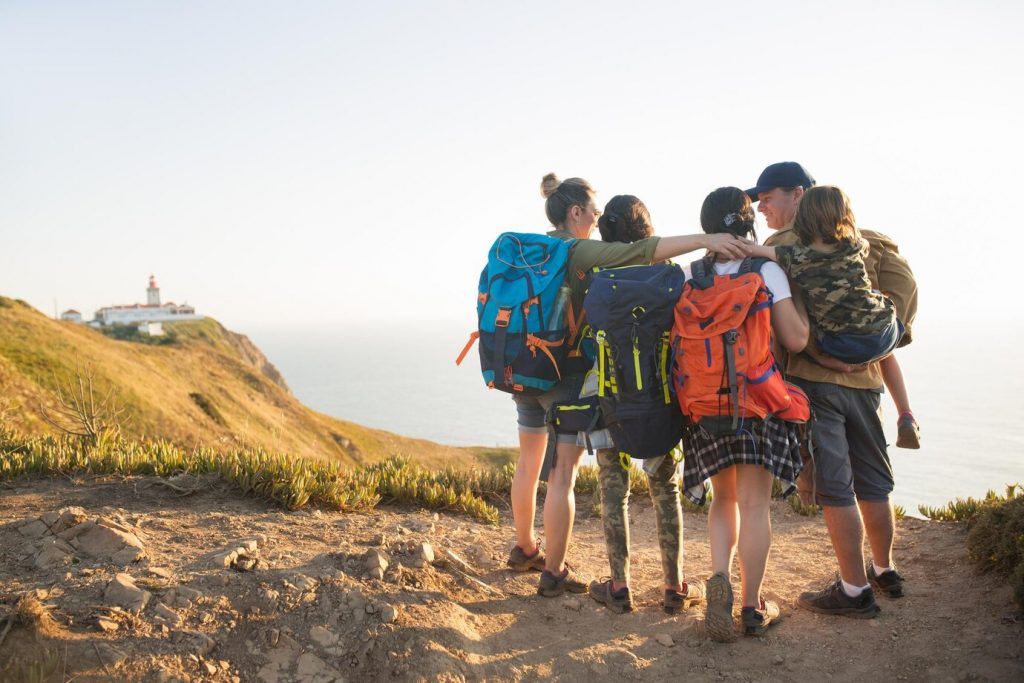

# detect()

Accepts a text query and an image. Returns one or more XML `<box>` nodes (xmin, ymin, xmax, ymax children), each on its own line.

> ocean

<box><xmin>247</xmin><ymin>318</ymin><xmax>1022</xmax><ymax>513</ymax></box>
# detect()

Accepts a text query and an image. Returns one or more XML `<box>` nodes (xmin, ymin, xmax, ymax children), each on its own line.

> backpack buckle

<box><xmin>495</xmin><ymin>308</ymin><xmax>512</xmax><ymax>328</ymax></box>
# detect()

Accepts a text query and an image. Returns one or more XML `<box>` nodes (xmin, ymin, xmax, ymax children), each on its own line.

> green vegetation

<box><xmin>99</xmin><ymin>324</ymin><xmax>178</xmax><ymax>346</ymax></box>
<box><xmin>921</xmin><ymin>484</ymin><xmax>1023</xmax><ymax>611</ymax></box>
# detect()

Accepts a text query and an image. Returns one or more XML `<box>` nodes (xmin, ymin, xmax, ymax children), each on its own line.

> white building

<box><xmin>60</xmin><ymin>309</ymin><xmax>83</xmax><ymax>323</ymax></box>
<box><xmin>93</xmin><ymin>275</ymin><xmax>203</xmax><ymax>327</ymax></box>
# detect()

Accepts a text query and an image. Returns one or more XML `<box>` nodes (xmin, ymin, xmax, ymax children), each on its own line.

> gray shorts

<box><xmin>511</xmin><ymin>372</ymin><xmax>586</xmax><ymax>444</ymax></box>
<box><xmin>792</xmin><ymin>379</ymin><xmax>893</xmax><ymax>507</ymax></box>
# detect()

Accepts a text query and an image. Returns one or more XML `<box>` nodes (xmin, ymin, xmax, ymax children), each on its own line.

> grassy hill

<box><xmin>0</xmin><ymin>296</ymin><xmax>510</xmax><ymax>468</ymax></box>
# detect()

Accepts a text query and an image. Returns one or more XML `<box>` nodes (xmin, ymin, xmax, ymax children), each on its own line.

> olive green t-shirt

<box><xmin>547</xmin><ymin>229</ymin><xmax>661</xmax><ymax>323</ymax></box>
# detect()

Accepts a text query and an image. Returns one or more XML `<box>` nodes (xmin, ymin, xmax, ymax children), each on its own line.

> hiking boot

<box><xmin>896</xmin><ymin>414</ymin><xmax>920</xmax><ymax>449</ymax></box>
<box><xmin>664</xmin><ymin>579</ymin><xmax>707</xmax><ymax>615</ymax></box>
<box><xmin>742</xmin><ymin>599</ymin><xmax>781</xmax><ymax>636</ymax></box>
<box><xmin>704</xmin><ymin>572</ymin><xmax>736</xmax><ymax>642</ymax></box>
<box><xmin>506</xmin><ymin>545</ymin><xmax>545</xmax><ymax>572</ymax></box>
<box><xmin>867</xmin><ymin>564</ymin><xmax>905</xmax><ymax>599</ymax></box>
<box><xmin>537</xmin><ymin>565</ymin><xmax>588</xmax><ymax>598</ymax></box>
<box><xmin>588</xmin><ymin>579</ymin><xmax>634</xmax><ymax>613</ymax></box>
<box><xmin>798</xmin><ymin>578</ymin><xmax>880</xmax><ymax>618</ymax></box>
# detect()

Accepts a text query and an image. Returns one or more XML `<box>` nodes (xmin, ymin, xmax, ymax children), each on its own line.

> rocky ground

<box><xmin>0</xmin><ymin>475</ymin><xmax>1021</xmax><ymax>682</ymax></box>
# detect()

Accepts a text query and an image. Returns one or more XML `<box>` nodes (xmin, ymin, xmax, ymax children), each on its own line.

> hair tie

<box><xmin>723</xmin><ymin>213</ymin><xmax>741</xmax><ymax>227</ymax></box>
<box><xmin>606</xmin><ymin>212</ymin><xmax>620</xmax><ymax>223</ymax></box>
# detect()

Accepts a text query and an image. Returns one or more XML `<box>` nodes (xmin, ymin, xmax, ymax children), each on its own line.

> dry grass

<box><xmin>0</xmin><ymin>297</ymin><xmax>514</xmax><ymax>469</ymax></box>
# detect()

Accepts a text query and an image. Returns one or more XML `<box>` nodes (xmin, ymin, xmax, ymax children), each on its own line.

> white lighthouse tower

<box><xmin>146</xmin><ymin>275</ymin><xmax>161</xmax><ymax>306</ymax></box>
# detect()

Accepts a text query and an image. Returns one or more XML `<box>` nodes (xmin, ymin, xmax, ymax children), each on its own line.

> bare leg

<box><xmin>735</xmin><ymin>465</ymin><xmax>773</xmax><ymax>607</ymax></box>
<box><xmin>511</xmin><ymin>430</ymin><xmax>546</xmax><ymax>552</ymax></box>
<box><xmin>543</xmin><ymin>442</ymin><xmax>585</xmax><ymax>573</ymax></box>
<box><xmin>708</xmin><ymin>467</ymin><xmax>738</xmax><ymax>577</ymax></box>
<box><xmin>880</xmin><ymin>355</ymin><xmax>912</xmax><ymax>416</ymax></box>
<box><xmin>822</xmin><ymin>504</ymin><xmax>869</xmax><ymax>586</ymax></box>
<box><xmin>859</xmin><ymin>499</ymin><xmax>895</xmax><ymax>569</ymax></box>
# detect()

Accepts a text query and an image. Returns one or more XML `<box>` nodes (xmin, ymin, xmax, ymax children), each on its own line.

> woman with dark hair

<box><xmin>585</xmin><ymin>195</ymin><xmax>705</xmax><ymax>615</ymax></box>
<box><xmin>510</xmin><ymin>174</ymin><xmax>751</xmax><ymax>599</ymax></box>
<box><xmin>682</xmin><ymin>187</ymin><xmax>809</xmax><ymax>641</ymax></box>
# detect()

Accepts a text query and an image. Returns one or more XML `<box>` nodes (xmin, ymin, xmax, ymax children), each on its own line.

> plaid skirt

<box><xmin>681</xmin><ymin>418</ymin><xmax>804</xmax><ymax>506</ymax></box>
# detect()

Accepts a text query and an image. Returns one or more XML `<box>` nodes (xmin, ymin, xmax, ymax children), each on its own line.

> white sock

<box><xmin>841</xmin><ymin>579</ymin><xmax>869</xmax><ymax>597</ymax></box>
<box><xmin>872</xmin><ymin>562</ymin><xmax>893</xmax><ymax>575</ymax></box>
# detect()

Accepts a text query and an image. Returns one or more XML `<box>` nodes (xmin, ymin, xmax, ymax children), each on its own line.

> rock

<box><xmin>70</xmin><ymin>520</ymin><xmax>146</xmax><ymax>562</ymax></box>
<box><xmin>148</xmin><ymin>566</ymin><xmax>174</xmax><ymax>579</ymax></box>
<box><xmin>368</xmin><ymin>567</ymin><xmax>384</xmax><ymax>580</ymax></box>
<box><xmin>295</xmin><ymin>652</ymin><xmax>340</xmax><ymax>681</ymax></box>
<box><xmin>187</xmin><ymin>631</ymin><xmax>216</xmax><ymax>657</ymax></box>
<box><xmin>310</xmin><ymin>625</ymin><xmax>339</xmax><ymax>648</ymax></box>
<box><xmin>34</xmin><ymin>542</ymin><xmax>72</xmax><ymax>570</ymax></box>
<box><xmin>202</xmin><ymin>661</ymin><xmax>217</xmax><ymax>675</ymax></box>
<box><xmin>291</xmin><ymin>574</ymin><xmax>318</xmax><ymax>592</ymax></box>
<box><xmin>773</xmin><ymin>655</ymin><xmax>785</xmax><ymax>665</ymax></box>
<box><xmin>235</xmin><ymin>539</ymin><xmax>259</xmax><ymax>553</ymax></box>
<box><xmin>655</xmin><ymin>633</ymin><xmax>674</xmax><ymax>647</ymax></box>
<box><xmin>365</xmin><ymin>549</ymin><xmax>389</xmax><ymax>573</ymax></box>
<box><xmin>372</xmin><ymin>533</ymin><xmax>388</xmax><ymax>546</ymax></box>
<box><xmin>96</xmin><ymin>617</ymin><xmax>119</xmax><ymax>632</ymax></box>
<box><xmin>416</xmin><ymin>543</ymin><xmax>435</xmax><ymax>564</ymax></box>
<box><xmin>211</xmin><ymin>550</ymin><xmax>239</xmax><ymax>569</ymax></box>
<box><xmin>365</xmin><ymin>603</ymin><xmax>376</xmax><ymax>614</ymax></box>
<box><xmin>563</xmin><ymin>598</ymin><xmax>582</xmax><ymax>611</ymax></box>
<box><xmin>379</xmin><ymin>604</ymin><xmax>398</xmax><ymax>623</ymax></box>
<box><xmin>104</xmin><ymin>573</ymin><xmax>151</xmax><ymax>613</ymax></box>
<box><xmin>178</xmin><ymin>586</ymin><xmax>203</xmax><ymax>602</ymax></box>
<box><xmin>18</xmin><ymin>519</ymin><xmax>50</xmax><ymax>538</ymax></box>
<box><xmin>152</xmin><ymin>602</ymin><xmax>181</xmax><ymax>627</ymax></box>
<box><xmin>235</xmin><ymin>555</ymin><xmax>259</xmax><ymax>572</ymax></box>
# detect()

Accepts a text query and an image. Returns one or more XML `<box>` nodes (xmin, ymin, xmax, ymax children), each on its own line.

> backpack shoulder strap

<box><xmin>739</xmin><ymin>256</ymin><xmax>771</xmax><ymax>275</ymax></box>
<box><xmin>687</xmin><ymin>255</ymin><xmax>718</xmax><ymax>290</ymax></box>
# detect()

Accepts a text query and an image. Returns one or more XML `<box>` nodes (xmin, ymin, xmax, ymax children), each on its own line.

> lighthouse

<box><xmin>146</xmin><ymin>275</ymin><xmax>161</xmax><ymax>306</ymax></box>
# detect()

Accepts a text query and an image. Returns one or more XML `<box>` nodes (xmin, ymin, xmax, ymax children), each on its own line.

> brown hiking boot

<box><xmin>506</xmin><ymin>545</ymin><xmax>545</xmax><ymax>572</ymax></box>
<box><xmin>537</xmin><ymin>565</ymin><xmax>588</xmax><ymax>597</ymax></box>
<box><xmin>704</xmin><ymin>572</ymin><xmax>736</xmax><ymax>642</ymax></box>
<box><xmin>589</xmin><ymin>579</ymin><xmax>634</xmax><ymax>613</ymax></box>
<box><xmin>664</xmin><ymin>579</ymin><xmax>706</xmax><ymax>614</ymax></box>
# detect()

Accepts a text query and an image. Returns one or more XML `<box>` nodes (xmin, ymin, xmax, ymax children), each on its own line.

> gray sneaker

<box><xmin>506</xmin><ymin>545</ymin><xmax>545</xmax><ymax>572</ymax></box>
<box><xmin>867</xmin><ymin>564</ymin><xmax>905</xmax><ymax>599</ymax></box>
<box><xmin>798</xmin><ymin>578</ymin><xmax>880</xmax><ymax>618</ymax></box>
<box><xmin>537</xmin><ymin>566</ymin><xmax>588</xmax><ymax>598</ymax></box>
<box><xmin>704</xmin><ymin>572</ymin><xmax>736</xmax><ymax>642</ymax></box>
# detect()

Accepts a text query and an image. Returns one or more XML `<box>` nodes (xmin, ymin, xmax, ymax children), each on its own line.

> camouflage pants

<box><xmin>596</xmin><ymin>449</ymin><xmax>682</xmax><ymax>587</ymax></box>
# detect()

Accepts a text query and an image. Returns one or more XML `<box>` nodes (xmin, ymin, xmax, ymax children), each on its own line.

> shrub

<box><xmin>189</xmin><ymin>392</ymin><xmax>226</xmax><ymax>426</ymax></box>
<box><xmin>966</xmin><ymin>491</ymin><xmax>1024</xmax><ymax>610</ymax></box>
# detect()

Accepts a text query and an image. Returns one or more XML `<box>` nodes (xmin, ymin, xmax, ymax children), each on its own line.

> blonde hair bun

<box><xmin>540</xmin><ymin>173</ymin><xmax>561</xmax><ymax>198</ymax></box>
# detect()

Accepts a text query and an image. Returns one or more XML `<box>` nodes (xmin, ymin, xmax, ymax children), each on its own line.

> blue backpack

<box><xmin>456</xmin><ymin>232</ymin><xmax>576</xmax><ymax>395</ymax></box>
<box><xmin>583</xmin><ymin>262</ymin><xmax>686</xmax><ymax>458</ymax></box>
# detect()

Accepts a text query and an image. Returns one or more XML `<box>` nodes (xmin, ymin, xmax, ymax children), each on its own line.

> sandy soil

<box><xmin>0</xmin><ymin>475</ymin><xmax>1021</xmax><ymax>683</ymax></box>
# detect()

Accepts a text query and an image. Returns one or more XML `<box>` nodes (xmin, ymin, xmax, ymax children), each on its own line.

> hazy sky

<box><xmin>2</xmin><ymin>1</ymin><xmax>1021</xmax><ymax>329</ymax></box>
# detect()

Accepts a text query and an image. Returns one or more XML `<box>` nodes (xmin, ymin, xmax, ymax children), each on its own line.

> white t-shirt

<box><xmin>682</xmin><ymin>259</ymin><xmax>792</xmax><ymax>304</ymax></box>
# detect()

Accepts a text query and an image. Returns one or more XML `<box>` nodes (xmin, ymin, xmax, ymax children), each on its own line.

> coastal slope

<box><xmin>0</xmin><ymin>296</ymin><xmax>504</xmax><ymax>468</ymax></box>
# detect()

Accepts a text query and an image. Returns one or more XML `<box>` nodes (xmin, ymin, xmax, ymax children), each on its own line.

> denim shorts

<box><xmin>511</xmin><ymin>372</ymin><xmax>586</xmax><ymax>444</ymax></box>
<box><xmin>792</xmin><ymin>379</ymin><xmax>892</xmax><ymax>507</ymax></box>
<box><xmin>818</xmin><ymin>318</ymin><xmax>905</xmax><ymax>365</ymax></box>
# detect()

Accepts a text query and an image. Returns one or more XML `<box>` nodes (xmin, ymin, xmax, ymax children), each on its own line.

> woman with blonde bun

<box><xmin>510</xmin><ymin>173</ymin><xmax>750</xmax><ymax>599</ymax></box>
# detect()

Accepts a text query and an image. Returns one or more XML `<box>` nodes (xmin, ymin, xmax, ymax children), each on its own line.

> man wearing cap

<box><xmin>747</xmin><ymin>162</ymin><xmax>917</xmax><ymax>618</ymax></box>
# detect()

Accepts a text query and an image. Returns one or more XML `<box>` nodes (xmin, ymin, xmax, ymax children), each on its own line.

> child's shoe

<box><xmin>896</xmin><ymin>413</ymin><xmax>920</xmax><ymax>449</ymax></box>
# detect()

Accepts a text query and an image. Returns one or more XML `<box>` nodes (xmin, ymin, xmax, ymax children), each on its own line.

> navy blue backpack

<box><xmin>584</xmin><ymin>262</ymin><xmax>686</xmax><ymax>458</ymax></box>
<box><xmin>456</xmin><ymin>232</ymin><xmax>576</xmax><ymax>395</ymax></box>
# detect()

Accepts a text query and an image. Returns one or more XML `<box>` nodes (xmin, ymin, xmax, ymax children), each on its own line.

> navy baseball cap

<box><xmin>746</xmin><ymin>162</ymin><xmax>816</xmax><ymax>201</ymax></box>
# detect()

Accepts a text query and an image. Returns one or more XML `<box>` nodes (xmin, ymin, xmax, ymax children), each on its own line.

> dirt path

<box><xmin>1</xmin><ymin>477</ymin><xmax>1021</xmax><ymax>682</ymax></box>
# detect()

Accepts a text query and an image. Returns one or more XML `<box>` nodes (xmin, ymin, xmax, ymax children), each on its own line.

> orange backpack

<box><xmin>672</xmin><ymin>256</ymin><xmax>809</xmax><ymax>434</ymax></box>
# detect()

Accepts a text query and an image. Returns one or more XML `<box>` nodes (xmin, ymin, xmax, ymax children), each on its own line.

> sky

<box><xmin>2</xmin><ymin>1</ymin><xmax>1022</xmax><ymax>330</ymax></box>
